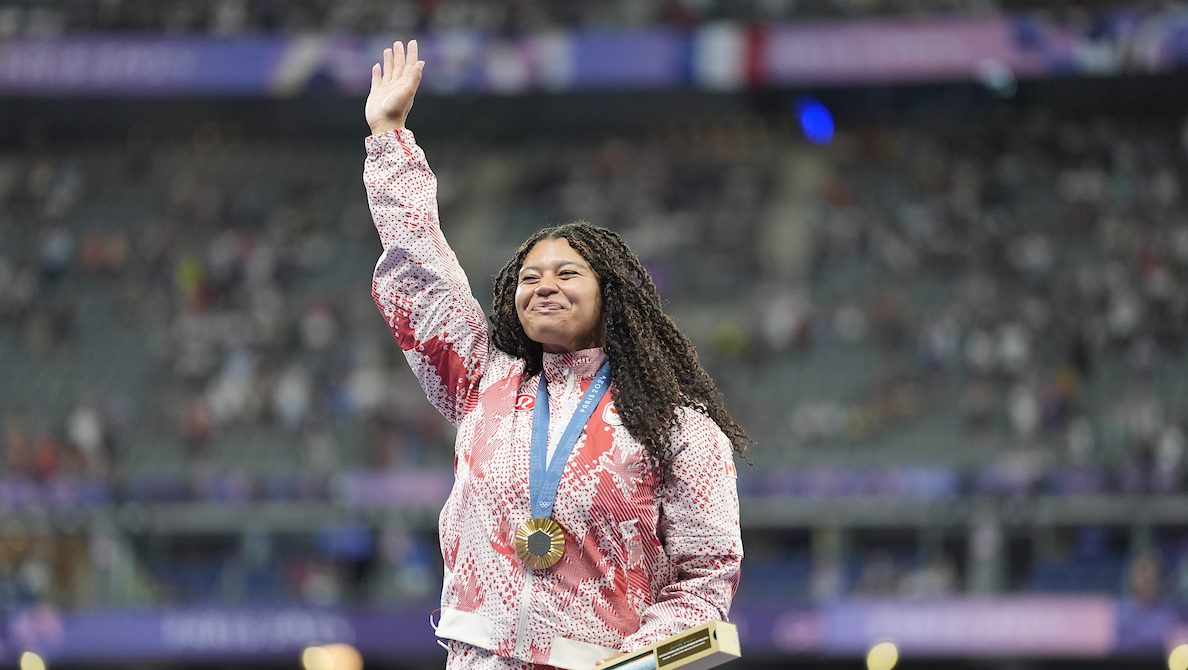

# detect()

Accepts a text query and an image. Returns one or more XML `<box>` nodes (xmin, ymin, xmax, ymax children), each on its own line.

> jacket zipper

<box><xmin>512</xmin><ymin>568</ymin><xmax>535</xmax><ymax>659</ymax></box>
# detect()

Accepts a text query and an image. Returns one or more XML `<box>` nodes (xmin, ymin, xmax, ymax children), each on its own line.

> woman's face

<box><xmin>515</xmin><ymin>237</ymin><xmax>604</xmax><ymax>353</ymax></box>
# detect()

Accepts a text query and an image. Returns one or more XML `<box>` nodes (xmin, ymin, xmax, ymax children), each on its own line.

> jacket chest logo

<box><xmin>514</xmin><ymin>394</ymin><xmax>535</xmax><ymax>411</ymax></box>
<box><xmin>602</xmin><ymin>402</ymin><xmax>622</xmax><ymax>426</ymax></box>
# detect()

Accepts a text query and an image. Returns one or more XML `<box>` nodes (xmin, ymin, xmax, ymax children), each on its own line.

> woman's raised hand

<box><xmin>365</xmin><ymin>39</ymin><xmax>425</xmax><ymax>136</ymax></box>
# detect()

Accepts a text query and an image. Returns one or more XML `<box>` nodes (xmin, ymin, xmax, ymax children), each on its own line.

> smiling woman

<box><xmin>514</xmin><ymin>238</ymin><xmax>605</xmax><ymax>354</ymax></box>
<box><xmin>363</xmin><ymin>39</ymin><xmax>749</xmax><ymax>670</ymax></box>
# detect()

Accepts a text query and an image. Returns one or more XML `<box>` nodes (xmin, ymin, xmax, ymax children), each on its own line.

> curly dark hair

<box><xmin>490</xmin><ymin>222</ymin><xmax>750</xmax><ymax>469</ymax></box>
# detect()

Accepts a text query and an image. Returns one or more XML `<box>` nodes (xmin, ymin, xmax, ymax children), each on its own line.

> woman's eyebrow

<box><xmin>519</xmin><ymin>260</ymin><xmax>585</xmax><ymax>274</ymax></box>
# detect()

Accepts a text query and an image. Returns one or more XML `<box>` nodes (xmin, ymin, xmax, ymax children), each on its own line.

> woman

<box><xmin>363</xmin><ymin>41</ymin><xmax>747</xmax><ymax>670</ymax></box>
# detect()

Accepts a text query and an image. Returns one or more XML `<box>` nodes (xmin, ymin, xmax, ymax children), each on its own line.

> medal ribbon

<box><xmin>530</xmin><ymin>361</ymin><xmax>612</xmax><ymax>519</ymax></box>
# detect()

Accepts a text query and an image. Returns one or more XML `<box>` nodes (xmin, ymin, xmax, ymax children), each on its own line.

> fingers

<box><xmin>370</xmin><ymin>63</ymin><xmax>381</xmax><ymax>91</ymax></box>
<box><xmin>406</xmin><ymin>39</ymin><xmax>418</xmax><ymax>76</ymax></box>
<box><xmin>379</xmin><ymin>39</ymin><xmax>422</xmax><ymax>83</ymax></box>
<box><xmin>392</xmin><ymin>40</ymin><xmax>406</xmax><ymax>80</ymax></box>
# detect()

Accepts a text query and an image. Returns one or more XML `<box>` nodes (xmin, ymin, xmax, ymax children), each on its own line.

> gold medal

<box><xmin>514</xmin><ymin>517</ymin><xmax>566</xmax><ymax>569</ymax></box>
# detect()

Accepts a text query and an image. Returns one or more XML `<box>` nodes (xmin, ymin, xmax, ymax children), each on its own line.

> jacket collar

<box><xmin>541</xmin><ymin>347</ymin><xmax>609</xmax><ymax>387</ymax></box>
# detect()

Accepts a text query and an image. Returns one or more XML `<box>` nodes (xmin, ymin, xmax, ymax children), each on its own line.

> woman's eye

<box><xmin>520</xmin><ymin>275</ymin><xmax>538</xmax><ymax>283</ymax></box>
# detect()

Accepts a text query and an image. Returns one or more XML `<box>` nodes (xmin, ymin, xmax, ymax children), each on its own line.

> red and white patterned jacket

<box><xmin>364</xmin><ymin>129</ymin><xmax>742</xmax><ymax>670</ymax></box>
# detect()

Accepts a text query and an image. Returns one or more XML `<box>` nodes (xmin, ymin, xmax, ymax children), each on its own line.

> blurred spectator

<box><xmin>1116</xmin><ymin>548</ymin><xmax>1177</xmax><ymax>651</ymax></box>
<box><xmin>853</xmin><ymin>551</ymin><xmax>902</xmax><ymax>596</ymax></box>
<box><xmin>902</xmin><ymin>553</ymin><xmax>959</xmax><ymax>598</ymax></box>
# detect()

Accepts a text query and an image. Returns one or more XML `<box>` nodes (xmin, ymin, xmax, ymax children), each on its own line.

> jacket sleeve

<box><xmin>620</xmin><ymin>409</ymin><xmax>743</xmax><ymax>651</ymax></box>
<box><xmin>364</xmin><ymin>129</ymin><xmax>488</xmax><ymax>426</ymax></box>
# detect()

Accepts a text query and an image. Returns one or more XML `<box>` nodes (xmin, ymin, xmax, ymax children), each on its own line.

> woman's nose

<box><xmin>534</xmin><ymin>282</ymin><xmax>558</xmax><ymax>295</ymax></box>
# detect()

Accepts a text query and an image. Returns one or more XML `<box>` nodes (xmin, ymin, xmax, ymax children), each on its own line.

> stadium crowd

<box><xmin>0</xmin><ymin>0</ymin><xmax>1010</xmax><ymax>36</ymax></box>
<box><xmin>0</xmin><ymin>101</ymin><xmax>1186</xmax><ymax>610</ymax></box>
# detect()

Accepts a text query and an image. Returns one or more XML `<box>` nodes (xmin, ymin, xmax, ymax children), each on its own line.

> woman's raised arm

<box><xmin>363</xmin><ymin>40</ymin><xmax>489</xmax><ymax>425</ymax></box>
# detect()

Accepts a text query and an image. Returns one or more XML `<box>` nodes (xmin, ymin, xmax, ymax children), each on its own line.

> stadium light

<box><xmin>324</xmin><ymin>643</ymin><xmax>364</xmax><ymax>670</ymax></box>
<box><xmin>793</xmin><ymin>96</ymin><xmax>834</xmax><ymax>145</ymax></box>
<box><xmin>19</xmin><ymin>651</ymin><xmax>46</xmax><ymax>670</ymax></box>
<box><xmin>302</xmin><ymin>646</ymin><xmax>334</xmax><ymax>670</ymax></box>
<box><xmin>1170</xmin><ymin>643</ymin><xmax>1188</xmax><ymax>670</ymax></box>
<box><xmin>866</xmin><ymin>641</ymin><xmax>899</xmax><ymax>670</ymax></box>
<box><xmin>303</xmin><ymin>643</ymin><xmax>364</xmax><ymax>670</ymax></box>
